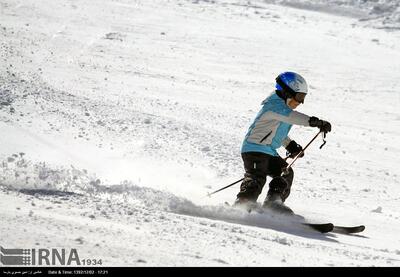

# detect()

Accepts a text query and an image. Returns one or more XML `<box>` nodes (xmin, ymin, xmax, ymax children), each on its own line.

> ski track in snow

<box><xmin>1</xmin><ymin>0</ymin><xmax>400</xmax><ymax>266</ymax></box>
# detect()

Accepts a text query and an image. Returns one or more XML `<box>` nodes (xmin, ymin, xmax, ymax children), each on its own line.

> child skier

<box><xmin>235</xmin><ymin>72</ymin><xmax>331</xmax><ymax>211</ymax></box>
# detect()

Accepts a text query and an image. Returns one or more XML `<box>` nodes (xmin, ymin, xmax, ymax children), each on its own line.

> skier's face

<box><xmin>287</xmin><ymin>98</ymin><xmax>301</xmax><ymax>109</ymax></box>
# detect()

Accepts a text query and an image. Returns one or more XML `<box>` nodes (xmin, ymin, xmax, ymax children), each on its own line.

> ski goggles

<box><xmin>293</xmin><ymin>92</ymin><xmax>306</xmax><ymax>104</ymax></box>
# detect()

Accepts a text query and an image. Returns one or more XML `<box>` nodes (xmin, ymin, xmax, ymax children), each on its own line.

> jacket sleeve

<box><xmin>282</xmin><ymin>137</ymin><xmax>292</xmax><ymax>148</ymax></box>
<box><xmin>286</xmin><ymin>111</ymin><xmax>310</xmax><ymax>126</ymax></box>
<box><xmin>268</xmin><ymin>110</ymin><xmax>310</xmax><ymax>126</ymax></box>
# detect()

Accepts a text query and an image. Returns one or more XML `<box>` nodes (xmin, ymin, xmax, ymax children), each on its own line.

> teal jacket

<box><xmin>241</xmin><ymin>93</ymin><xmax>311</xmax><ymax>156</ymax></box>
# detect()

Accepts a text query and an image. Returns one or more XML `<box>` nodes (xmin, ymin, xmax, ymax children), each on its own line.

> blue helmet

<box><xmin>275</xmin><ymin>72</ymin><xmax>308</xmax><ymax>94</ymax></box>
<box><xmin>275</xmin><ymin>72</ymin><xmax>308</xmax><ymax>103</ymax></box>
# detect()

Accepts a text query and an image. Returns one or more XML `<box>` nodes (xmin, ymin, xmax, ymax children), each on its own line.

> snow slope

<box><xmin>1</xmin><ymin>0</ymin><xmax>400</xmax><ymax>266</ymax></box>
<box><xmin>269</xmin><ymin>0</ymin><xmax>400</xmax><ymax>30</ymax></box>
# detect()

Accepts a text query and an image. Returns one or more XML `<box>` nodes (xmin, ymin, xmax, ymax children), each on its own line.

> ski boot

<box><xmin>262</xmin><ymin>192</ymin><xmax>294</xmax><ymax>215</ymax></box>
<box><xmin>262</xmin><ymin>176</ymin><xmax>293</xmax><ymax>214</ymax></box>
<box><xmin>233</xmin><ymin>197</ymin><xmax>259</xmax><ymax>213</ymax></box>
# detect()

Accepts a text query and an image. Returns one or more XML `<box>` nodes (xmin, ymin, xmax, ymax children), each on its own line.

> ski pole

<box><xmin>206</xmin><ymin>177</ymin><xmax>244</xmax><ymax>197</ymax></box>
<box><xmin>282</xmin><ymin>131</ymin><xmax>326</xmax><ymax>175</ymax></box>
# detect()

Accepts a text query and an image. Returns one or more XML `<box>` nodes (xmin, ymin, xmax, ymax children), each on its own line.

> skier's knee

<box><xmin>282</xmin><ymin>167</ymin><xmax>294</xmax><ymax>179</ymax></box>
<box><xmin>269</xmin><ymin>176</ymin><xmax>292</xmax><ymax>202</ymax></box>
<box><xmin>269</xmin><ymin>176</ymin><xmax>288</xmax><ymax>192</ymax></box>
<box><xmin>237</xmin><ymin>175</ymin><xmax>265</xmax><ymax>201</ymax></box>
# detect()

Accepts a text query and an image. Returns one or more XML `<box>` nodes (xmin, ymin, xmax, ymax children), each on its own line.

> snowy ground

<box><xmin>267</xmin><ymin>0</ymin><xmax>400</xmax><ymax>30</ymax></box>
<box><xmin>1</xmin><ymin>0</ymin><xmax>400</xmax><ymax>267</ymax></box>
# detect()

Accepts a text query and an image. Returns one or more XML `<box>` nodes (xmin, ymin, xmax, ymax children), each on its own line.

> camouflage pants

<box><xmin>236</xmin><ymin>152</ymin><xmax>294</xmax><ymax>203</ymax></box>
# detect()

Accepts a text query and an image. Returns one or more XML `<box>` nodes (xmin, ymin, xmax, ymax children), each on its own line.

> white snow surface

<box><xmin>269</xmin><ymin>0</ymin><xmax>400</xmax><ymax>30</ymax></box>
<box><xmin>1</xmin><ymin>0</ymin><xmax>400</xmax><ymax>267</ymax></box>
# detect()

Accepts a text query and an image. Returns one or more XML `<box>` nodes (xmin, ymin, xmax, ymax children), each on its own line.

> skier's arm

<box><xmin>286</xmin><ymin>111</ymin><xmax>311</xmax><ymax>126</ymax></box>
<box><xmin>281</xmin><ymin>137</ymin><xmax>292</xmax><ymax>148</ymax></box>
<box><xmin>269</xmin><ymin>111</ymin><xmax>331</xmax><ymax>132</ymax></box>
<box><xmin>267</xmin><ymin>110</ymin><xmax>310</xmax><ymax>126</ymax></box>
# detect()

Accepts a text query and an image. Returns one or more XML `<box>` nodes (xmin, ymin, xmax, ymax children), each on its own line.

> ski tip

<box><xmin>333</xmin><ymin>225</ymin><xmax>366</xmax><ymax>234</ymax></box>
<box><xmin>335</xmin><ymin>225</ymin><xmax>365</xmax><ymax>233</ymax></box>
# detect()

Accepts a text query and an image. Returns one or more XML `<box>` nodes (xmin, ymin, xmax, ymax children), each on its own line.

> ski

<box><xmin>303</xmin><ymin>223</ymin><xmax>334</xmax><ymax>233</ymax></box>
<box><xmin>303</xmin><ymin>223</ymin><xmax>365</xmax><ymax>234</ymax></box>
<box><xmin>224</xmin><ymin>202</ymin><xmax>365</xmax><ymax>234</ymax></box>
<box><xmin>332</xmin><ymin>225</ymin><xmax>365</xmax><ymax>234</ymax></box>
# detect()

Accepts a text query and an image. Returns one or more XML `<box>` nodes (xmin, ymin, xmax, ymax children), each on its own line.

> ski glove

<box><xmin>309</xmin><ymin>116</ymin><xmax>332</xmax><ymax>133</ymax></box>
<box><xmin>285</xmin><ymin>140</ymin><xmax>304</xmax><ymax>158</ymax></box>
